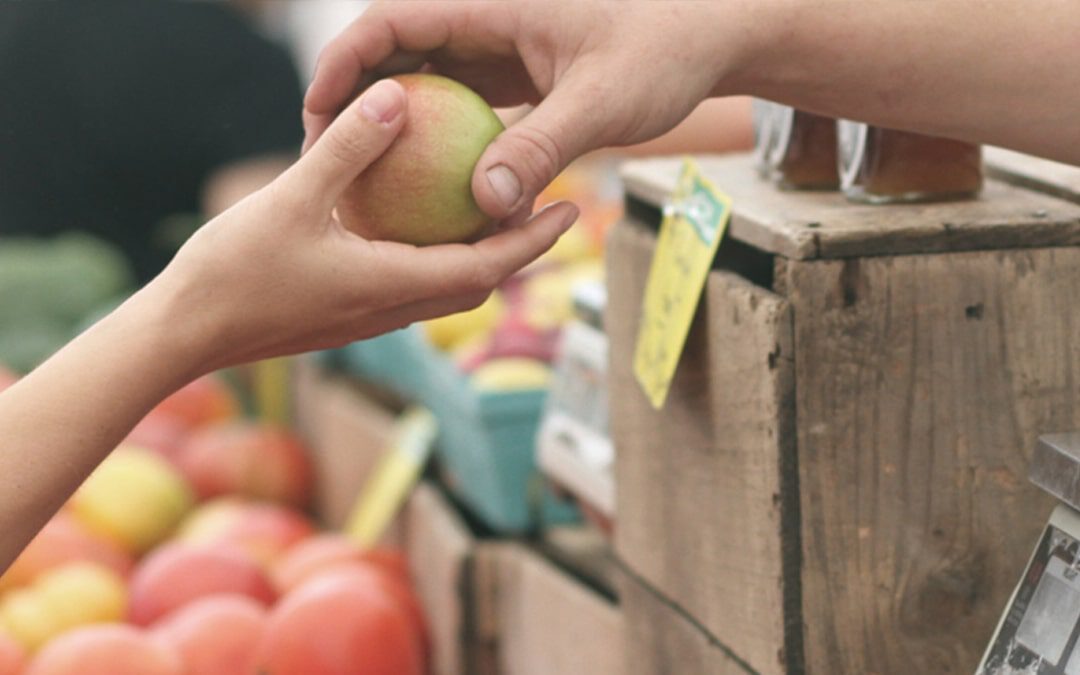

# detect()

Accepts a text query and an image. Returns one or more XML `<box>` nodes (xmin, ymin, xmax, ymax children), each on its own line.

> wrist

<box><xmin>707</xmin><ymin>0</ymin><xmax>789</xmax><ymax>97</ymax></box>
<box><xmin>117</xmin><ymin>273</ymin><xmax>221</xmax><ymax>389</ymax></box>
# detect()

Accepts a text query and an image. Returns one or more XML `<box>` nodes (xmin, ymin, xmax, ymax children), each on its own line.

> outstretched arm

<box><xmin>0</xmin><ymin>79</ymin><xmax>577</xmax><ymax>570</ymax></box>
<box><xmin>305</xmin><ymin>0</ymin><xmax>1080</xmax><ymax>223</ymax></box>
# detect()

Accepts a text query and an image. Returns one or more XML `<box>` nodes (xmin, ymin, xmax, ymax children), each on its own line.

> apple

<box><xmin>0</xmin><ymin>364</ymin><xmax>17</xmax><ymax>393</ymax></box>
<box><xmin>0</xmin><ymin>512</ymin><xmax>134</xmax><ymax>595</ymax></box>
<box><xmin>337</xmin><ymin>74</ymin><xmax>505</xmax><ymax>245</ymax></box>
<box><xmin>0</xmin><ymin>563</ymin><xmax>127</xmax><ymax>652</ymax></box>
<box><xmin>0</xmin><ymin>631</ymin><xmax>24</xmax><ymax>675</ymax></box>
<box><xmin>175</xmin><ymin>423</ymin><xmax>313</xmax><ymax>508</ymax></box>
<box><xmin>153</xmin><ymin>374</ymin><xmax>239</xmax><ymax>432</ymax></box>
<box><xmin>152</xmin><ymin>595</ymin><xmax>267</xmax><ymax>675</ymax></box>
<box><xmin>271</xmin><ymin>536</ymin><xmax>410</xmax><ymax>594</ymax></box>
<box><xmin>456</xmin><ymin>315</ymin><xmax>559</xmax><ymax>372</ymax></box>
<box><xmin>127</xmin><ymin>543</ymin><xmax>276</xmax><ymax>626</ymax></box>
<box><xmin>125</xmin><ymin>410</ymin><xmax>189</xmax><ymax>464</ymax></box>
<box><xmin>423</xmin><ymin>290</ymin><xmax>505</xmax><ymax>351</ymax></box>
<box><xmin>470</xmin><ymin>357</ymin><xmax>552</xmax><ymax>391</ymax></box>
<box><xmin>176</xmin><ymin>499</ymin><xmax>315</xmax><ymax>568</ymax></box>
<box><xmin>25</xmin><ymin>624</ymin><xmax>184</xmax><ymax>675</ymax></box>
<box><xmin>518</xmin><ymin>258</ymin><xmax>603</xmax><ymax>331</ymax></box>
<box><xmin>68</xmin><ymin>448</ymin><xmax>195</xmax><ymax>554</ymax></box>
<box><xmin>250</xmin><ymin>567</ymin><xmax>422</xmax><ymax>675</ymax></box>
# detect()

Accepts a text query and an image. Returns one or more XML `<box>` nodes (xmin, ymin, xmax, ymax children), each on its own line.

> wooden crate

<box><xmin>608</xmin><ymin>154</ymin><xmax>1080</xmax><ymax>673</ymax></box>
<box><xmin>986</xmin><ymin>146</ymin><xmax>1080</xmax><ymax>204</ymax></box>
<box><xmin>404</xmin><ymin>483</ymin><xmax>622</xmax><ymax>675</ymax></box>
<box><xmin>475</xmin><ymin>543</ymin><xmax>623</xmax><ymax>675</ymax></box>
<box><xmin>620</xmin><ymin>569</ymin><xmax>753</xmax><ymax>675</ymax></box>
<box><xmin>403</xmin><ymin>483</ymin><xmax>487</xmax><ymax>675</ymax></box>
<box><xmin>292</xmin><ymin>357</ymin><xmax>399</xmax><ymax>536</ymax></box>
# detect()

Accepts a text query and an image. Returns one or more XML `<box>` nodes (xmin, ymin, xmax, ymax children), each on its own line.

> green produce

<box><xmin>0</xmin><ymin>233</ymin><xmax>134</xmax><ymax>371</ymax></box>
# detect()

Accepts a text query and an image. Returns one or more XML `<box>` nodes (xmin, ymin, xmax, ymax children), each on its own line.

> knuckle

<box><xmin>467</xmin><ymin>261</ymin><xmax>503</xmax><ymax>292</ymax></box>
<box><xmin>508</xmin><ymin>125</ymin><xmax>563</xmax><ymax>185</ymax></box>
<box><xmin>322</xmin><ymin>124</ymin><xmax>372</xmax><ymax>167</ymax></box>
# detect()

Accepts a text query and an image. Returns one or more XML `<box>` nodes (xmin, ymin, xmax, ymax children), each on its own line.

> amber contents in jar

<box><xmin>769</xmin><ymin>108</ymin><xmax>839</xmax><ymax>190</ymax></box>
<box><xmin>841</xmin><ymin>125</ymin><xmax>983</xmax><ymax>204</ymax></box>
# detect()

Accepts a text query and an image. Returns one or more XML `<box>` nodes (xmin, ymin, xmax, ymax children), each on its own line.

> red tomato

<box><xmin>251</xmin><ymin>566</ymin><xmax>422</xmax><ymax>675</ymax></box>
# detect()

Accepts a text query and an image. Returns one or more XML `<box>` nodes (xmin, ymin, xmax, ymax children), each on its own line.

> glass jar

<box><xmin>752</xmin><ymin>99</ymin><xmax>780</xmax><ymax>178</ymax></box>
<box><xmin>767</xmin><ymin>106</ymin><xmax>839</xmax><ymax>190</ymax></box>
<box><xmin>839</xmin><ymin>121</ymin><xmax>983</xmax><ymax>204</ymax></box>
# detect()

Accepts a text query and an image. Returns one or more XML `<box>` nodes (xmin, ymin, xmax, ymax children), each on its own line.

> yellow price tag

<box><xmin>344</xmin><ymin>407</ymin><xmax>437</xmax><ymax>549</ymax></box>
<box><xmin>633</xmin><ymin>158</ymin><xmax>732</xmax><ymax>410</ymax></box>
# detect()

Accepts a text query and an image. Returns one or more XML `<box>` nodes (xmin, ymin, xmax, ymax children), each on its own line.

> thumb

<box><xmin>471</xmin><ymin>76</ymin><xmax>611</xmax><ymax>219</ymax></box>
<box><xmin>281</xmin><ymin>79</ymin><xmax>408</xmax><ymax>207</ymax></box>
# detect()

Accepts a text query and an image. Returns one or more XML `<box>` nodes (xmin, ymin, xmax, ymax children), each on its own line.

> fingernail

<box><xmin>486</xmin><ymin>165</ymin><xmax>522</xmax><ymax>210</ymax></box>
<box><xmin>560</xmin><ymin>204</ymin><xmax>580</xmax><ymax>232</ymax></box>
<box><xmin>361</xmin><ymin>80</ymin><xmax>404</xmax><ymax>124</ymax></box>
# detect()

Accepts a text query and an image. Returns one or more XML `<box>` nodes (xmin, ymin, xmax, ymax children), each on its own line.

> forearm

<box><xmin>0</xmin><ymin>282</ymin><xmax>205</xmax><ymax>569</ymax></box>
<box><xmin>731</xmin><ymin>0</ymin><xmax>1080</xmax><ymax>164</ymax></box>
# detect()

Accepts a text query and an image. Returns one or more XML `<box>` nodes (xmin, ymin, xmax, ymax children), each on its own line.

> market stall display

<box><xmin>0</xmin><ymin>371</ymin><xmax>428</xmax><ymax>675</ymax></box>
<box><xmin>609</xmin><ymin>153</ymin><xmax>1080</xmax><ymax>673</ymax></box>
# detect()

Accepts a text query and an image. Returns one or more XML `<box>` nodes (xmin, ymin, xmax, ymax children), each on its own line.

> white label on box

<box><xmin>537</xmin><ymin>321</ymin><xmax>615</xmax><ymax>516</ymax></box>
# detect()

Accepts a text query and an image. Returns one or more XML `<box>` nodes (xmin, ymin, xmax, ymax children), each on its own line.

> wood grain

<box><xmin>607</xmin><ymin>218</ymin><xmax>798</xmax><ymax>673</ymax></box>
<box><xmin>292</xmin><ymin>361</ymin><xmax>398</xmax><ymax>532</ymax></box>
<box><xmin>787</xmin><ymin>248</ymin><xmax>1080</xmax><ymax>673</ymax></box>
<box><xmin>482</xmin><ymin>544</ymin><xmax>623</xmax><ymax>675</ymax></box>
<box><xmin>986</xmin><ymin>146</ymin><xmax>1080</xmax><ymax>204</ymax></box>
<box><xmin>620</xmin><ymin>569</ymin><xmax>754</xmax><ymax>675</ymax></box>
<box><xmin>620</xmin><ymin>154</ymin><xmax>1080</xmax><ymax>260</ymax></box>
<box><xmin>404</xmin><ymin>483</ymin><xmax>477</xmax><ymax>675</ymax></box>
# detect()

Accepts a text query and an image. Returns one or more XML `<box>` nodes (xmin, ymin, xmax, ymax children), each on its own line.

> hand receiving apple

<box><xmin>0</xmin><ymin>76</ymin><xmax>575</xmax><ymax>567</ymax></box>
<box><xmin>150</xmin><ymin>78</ymin><xmax>578</xmax><ymax>376</ymax></box>
<box><xmin>304</xmin><ymin>1</ymin><xmax>752</xmax><ymax>222</ymax></box>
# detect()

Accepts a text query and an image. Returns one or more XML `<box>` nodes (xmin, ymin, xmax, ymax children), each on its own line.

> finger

<box><xmin>471</xmin><ymin>72</ymin><xmax>617</xmax><ymax>219</ymax></box>
<box><xmin>283</xmin><ymin>79</ymin><xmax>407</xmax><ymax>207</ymax></box>
<box><xmin>303</xmin><ymin>2</ymin><xmax>454</xmax><ymax>146</ymax></box>
<box><xmin>368</xmin><ymin>201</ymin><xmax>579</xmax><ymax>303</ymax></box>
<box><xmin>303</xmin><ymin>51</ymin><xmax>429</xmax><ymax>153</ymax></box>
<box><xmin>358</xmin><ymin>290</ymin><xmax>492</xmax><ymax>341</ymax></box>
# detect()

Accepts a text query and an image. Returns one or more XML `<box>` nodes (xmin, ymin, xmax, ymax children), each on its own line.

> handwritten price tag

<box><xmin>633</xmin><ymin>159</ymin><xmax>731</xmax><ymax>409</ymax></box>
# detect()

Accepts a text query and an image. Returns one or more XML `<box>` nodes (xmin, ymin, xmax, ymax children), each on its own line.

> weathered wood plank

<box><xmin>620</xmin><ymin>154</ymin><xmax>1080</xmax><ymax>260</ymax></box>
<box><xmin>986</xmin><ymin>146</ymin><xmax>1080</xmax><ymax>204</ymax></box>
<box><xmin>486</xmin><ymin>544</ymin><xmax>623</xmax><ymax>675</ymax></box>
<box><xmin>292</xmin><ymin>361</ymin><xmax>398</xmax><ymax>533</ymax></box>
<box><xmin>607</xmin><ymin>218</ymin><xmax>797</xmax><ymax>673</ymax></box>
<box><xmin>404</xmin><ymin>483</ymin><xmax>477</xmax><ymax>675</ymax></box>
<box><xmin>620</xmin><ymin>569</ymin><xmax>753</xmax><ymax>675</ymax></box>
<box><xmin>788</xmin><ymin>247</ymin><xmax>1079</xmax><ymax>673</ymax></box>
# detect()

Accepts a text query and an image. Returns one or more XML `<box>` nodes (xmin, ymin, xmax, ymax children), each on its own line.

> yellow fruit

<box><xmin>471</xmin><ymin>358</ymin><xmax>552</xmax><ymax>392</ymax></box>
<box><xmin>69</xmin><ymin>448</ymin><xmax>195</xmax><ymax>554</ymax></box>
<box><xmin>35</xmin><ymin>563</ymin><xmax>126</xmax><ymax>629</ymax></box>
<box><xmin>521</xmin><ymin>259</ymin><xmax>603</xmax><ymax>330</ymax></box>
<box><xmin>0</xmin><ymin>590</ymin><xmax>57</xmax><ymax>652</ymax></box>
<box><xmin>0</xmin><ymin>563</ymin><xmax>126</xmax><ymax>652</ymax></box>
<box><xmin>423</xmin><ymin>291</ymin><xmax>505</xmax><ymax>350</ymax></box>
<box><xmin>535</xmin><ymin>224</ymin><xmax>595</xmax><ymax>266</ymax></box>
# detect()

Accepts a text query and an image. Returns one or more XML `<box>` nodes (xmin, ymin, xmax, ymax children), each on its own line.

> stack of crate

<box><xmin>293</xmin><ymin>360</ymin><xmax>623</xmax><ymax>675</ymax></box>
<box><xmin>297</xmin><ymin>149</ymin><xmax>1080</xmax><ymax>673</ymax></box>
<box><xmin>606</xmin><ymin>153</ymin><xmax>1080</xmax><ymax>673</ymax></box>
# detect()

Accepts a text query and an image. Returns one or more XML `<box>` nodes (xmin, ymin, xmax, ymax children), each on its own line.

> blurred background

<box><xmin>0</xmin><ymin>0</ymin><xmax>751</xmax><ymax>374</ymax></box>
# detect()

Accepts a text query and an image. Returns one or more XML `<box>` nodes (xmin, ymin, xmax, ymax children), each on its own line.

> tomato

<box><xmin>252</xmin><ymin>567</ymin><xmax>422</xmax><ymax>675</ymax></box>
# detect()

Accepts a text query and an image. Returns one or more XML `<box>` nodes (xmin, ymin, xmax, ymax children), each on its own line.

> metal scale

<box><xmin>980</xmin><ymin>434</ymin><xmax>1080</xmax><ymax>674</ymax></box>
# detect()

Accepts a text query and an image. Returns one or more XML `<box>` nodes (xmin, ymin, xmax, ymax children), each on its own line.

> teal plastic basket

<box><xmin>329</xmin><ymin>330</ymin><xmax>579</xmax><ymax>533</ymax></box>
<box><xmin>334</xmin><ymin>326</ymin><xmax>431</xmax><ymax>400</ymax></box>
